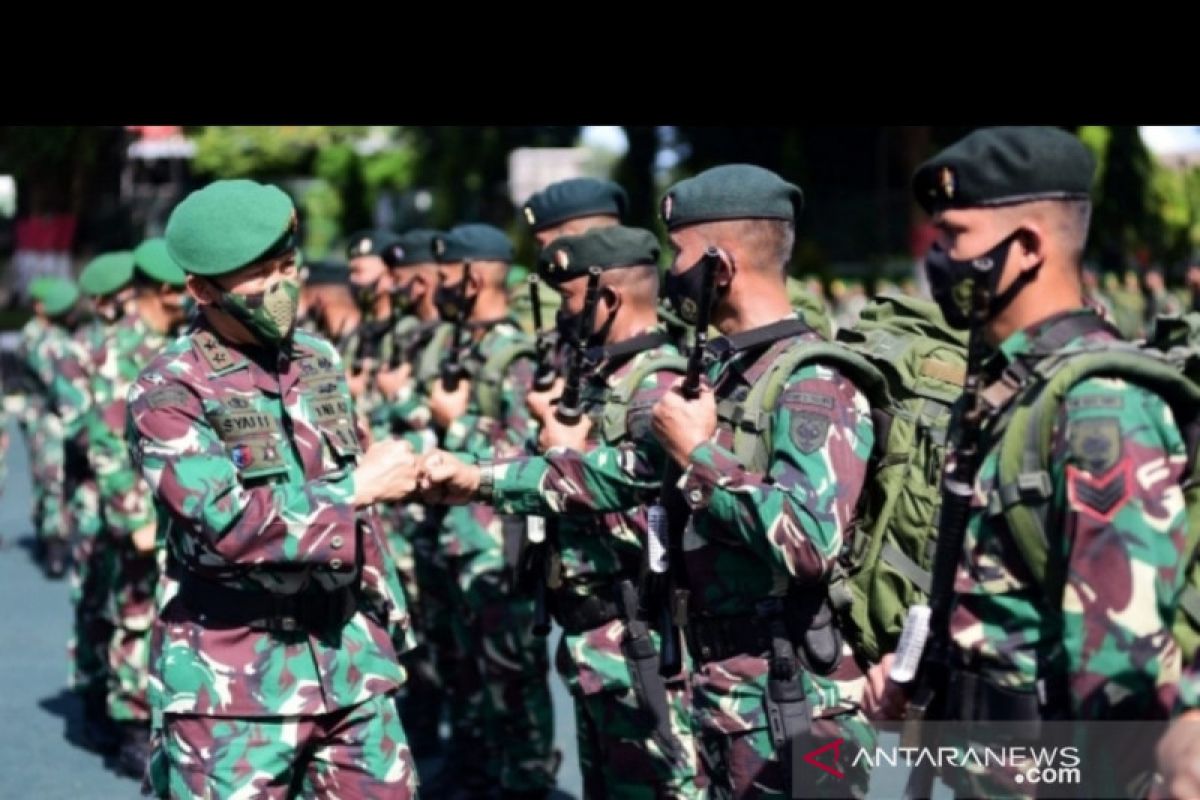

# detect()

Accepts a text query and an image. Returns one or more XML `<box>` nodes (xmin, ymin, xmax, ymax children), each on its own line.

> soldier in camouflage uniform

<box><xmin>645</xmin><ymin>165</ymin><xmax>877</xmax><ymax>798</ymax></box>
<box><xmin>297</xmin><ymin>258</ymin><xmax>359</xmax><ymax>353</ymax></box>
<box><xmin>344</xmin><ymin>230</ymin><xmax>405</xmax><ymax>406</ymax></box>
<box><xmin>868</xmin><ymin>127</ymin><xmax>1191</xmax><ymax>797</ymax></box>
<box><xmin>421</xmin><ymin>225</ymin><xmax>707</xmax><ymax>799</ymax></box>
<box><xmin>423</xmin><ymin>223</ymin><xmax>557</xmax><ymax>799</ymax></box>
<box><xmin>374</xmin><ymin>228</ymin><xmax>458</xmax><ymax>759</ymax></box>
<box><xmin>126</xmin><ymin>180</ymin><xmax>421</xmax><ymax>799</ymax></box>
<box><xmin>56</xmin><ymin>253</ymin><xmax>141</xmax><ymax>756</ymax></box>
<box><xmin>18</xmin><ymin>276</ymin><xmax>79</xmax><ymax>578</ymax></box>
<box><xmin>76</xmin><ymin>239</ymin><xmax>190</xmax><ymax>776</ymax></box>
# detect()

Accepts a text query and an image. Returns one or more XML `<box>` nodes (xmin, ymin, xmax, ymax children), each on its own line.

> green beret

<box><xmin>913</xmin><ymin>126</ymin><xmax>1095</xmax><ymax>215</ymax></box>
<box><xmin>538</xmin><ymin>226</ymin><xmax>660</xmax><ymax>286</ymax></box>
<box><xmin>302</xmin><ymin>260</ymin><xmax>349</xmax><ymax>287</ymax></box>
<box><xmin>37</xmin><ymin>277</ymin><xmax>79</xmax><ymax>317</ymax></box>
<box><xmin>383</xmin><ymin>229</ymin><xmax>442</xmax><ymax>268</ymax></box>
<box><xmin>165</xmin><ymin>179</ymin><xmax>297</xmax><ymax>277</ymax></box>
<box><xmin>133</xmin><ymin>239</ymin><xmax>187</xmax><ymax>287</ymax></box>
<box><xmin>79</xmin><ymin>251</ymin><xmax>136</xmax><ymax>298</ymax></box>
<box><xmin>660</xmin><ymin>164</ymin><xmax>804</xmax><ymax>231</ymax></box>
<box><xmin>436</xmin><ymin>224</ymin><xmax>514</xmax><ymax>264</ymax></box>
<box><xmin>345</xmin><ymin>229</ymin><xmax>402</xmax><ymax>261</ymax></box>
<box><xmin>522</xmin><ymin>178</ymin><xmax>627</xmax><ymax>232</ymax></box>
<box><xmin>28</xmin><ymin>276</ymin><xmax>56</xmax><ymax>301</ymax></box>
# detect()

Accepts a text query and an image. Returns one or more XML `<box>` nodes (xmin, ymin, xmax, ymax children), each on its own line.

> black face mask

<box><xmin>350</xmin><ymin>279</ymin><xmax>378</xmax><ymax>312</ymax></box>
<box><xmin>389</xmin><ymin>280</ymin><xmax>416</xmax><ymax>315</ymax></box>
<box><xmin>434</xmin><ymin>278</ymin><xmax>473</xmax><ymax>322</ymax></box>
<box><xmin>664</xmin><ymin>251</ymin><xmax>723</xmax><ymax>325</ymax></box>
<box><xmin>924</xmin><ymin>230</ymin><xmax>1039</xmax><ymax>329</ymax></box>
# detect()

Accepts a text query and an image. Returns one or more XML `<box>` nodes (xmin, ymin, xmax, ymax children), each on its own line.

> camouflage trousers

<box><xmin>105</xmin><ymin>541</ymin><xmax>157</xmax><ymax>722</ymax></box>
<box><xmin>384</xmin><ymin>505</ymin><xmax>446</xmax><ymax>754</ymax></box>
<box><xmin>69</xmin><ymin>531</ymin><xmax>116</xmax><ymax>691</ymax></box>
<box><xmin>149</xmin><ymin>691</ymin><xmax>416</xmax><ymax>799</ymax></box>
<box><xmin>449</xmin><ymin>551</ymin><xmax>557</xmax><ymax>792</ymax></box>
<box><xmin>558</xmin><ymin>617</ymin><xmax>706</xmax><ymax>799</ymax></box>
<box><xmin>23</xmin><ymin>412</ymin><xmax>67</xmax><ymax>542</ymax></box>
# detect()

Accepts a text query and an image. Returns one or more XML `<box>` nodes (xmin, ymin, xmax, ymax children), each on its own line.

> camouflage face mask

<box><xmin>216</xmin><ymin>276</ymin><xmax>301</xmax><ymax>347</ymax></box>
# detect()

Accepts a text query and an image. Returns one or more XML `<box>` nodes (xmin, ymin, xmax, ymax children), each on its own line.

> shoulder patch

<box><xmin>791</xmin><ymin>407</ymin><xmax>832</xmax><ymax>454</ymax></box>
<box><xmin>144</xmin><ymin>384</ymin><xmax>193</xmax><ymax>409</ymax></box>
<box><xmin>1067</xmin><ymin>416</ymin><xmax>1122</xmax><ymax>474</ymax></box>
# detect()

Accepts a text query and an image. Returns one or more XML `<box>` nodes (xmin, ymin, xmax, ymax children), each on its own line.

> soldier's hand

<box><xmin>430</xmin><ymin>378</ymin><xmax>470</xmax><ymax>429</ymax></box>
<box><xmin>417</xmin><ymin>449</ymin><xmax>480</xmax><ymax>506</ymax></box>
<box><xmin>352</xmin><ymin>438</ymin><xmax>418</xmax><ymax>506</ymax></box>
<box><xmin>526</xmin><ymin>377</ymin><xmax>565</xmax><ymax>423</ymax></box>
<box><xmin>651</xmin><ymin>378</ymin><xmax>717</xmax><ymax>467</ymax></box>
<box><xmin>862</xmin><ymin>652</ymin><xmax>910</xmax><ymax>721</ymax></box>
<box><xmin>538</xmin><ymin>407</ymin><xmax>591</xmax><ymax>452</ymax></box>
<box><xmin>376</xmin><ymin>362</ymin><xmax>413</xmax><ymax>400</ymax></box>
<box><xmin>1154</xmin><ymin>709</ymin><xmax>1200</xmax><ymax>800</ymax></box>
<box><xmin>347</xmin><ymin>364</ymin><xmax>374</xmax><ymax>399</ymax></box>
<box><xmin>131</xmin><ymin>523</ymin><xmax>157</xmax><ymax>554</ymax></box>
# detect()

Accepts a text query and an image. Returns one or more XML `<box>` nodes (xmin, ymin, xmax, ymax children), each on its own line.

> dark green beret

<box><xmin>660</xmin><ymin>164</ymin><xmax>804</xmax><ymax>231</ymax></box>
<box><xmin>301</xmin><ymin>259</ymin><xmax>349</xmax><ymax>287</ymax></box>
<box><xmin>522</xmin><ymin>178</ymin><xmax>627</xmax><ymax>232</ymax></box>
<box><xmin>345</xmin><ymin>229</ymin><xmax>402</xmax><ymax>261</ymax></box>
<box><xmin>36</xmin><ymin>276</ymin><xmax>79</xmax><ymax>317</ymax></box>
<box><xmin>133</xmin><ymin>239</ymin><xmax>187</xmax><ymax>287</ymax></box>
<box><xmin>913</xmin><ymin>126</ymin><xmax>1095</xmax><ymax>215</ymax></box>
<box><xmin>436</xmin><ymin>224</ymin><xmax>514</xmax><ymax>264</ymax></box>
<box><xmin>79</xmin><ymin>252</ymin><xmax>136</xmax><ymax>298</ymax></box>
<box><xmin>166</xmin><ymin>180</ymin><xmax>297</xmax><ymax>277</ymax></box>
<box><xmin>383</xmin><ymin>228</ymin><xmax>442</xmax><ymax>268</ymax></box>
<box><xmin>538</xmin><ymin>225</ymin><xmax>661</xmax><ymax>286</ymax></box>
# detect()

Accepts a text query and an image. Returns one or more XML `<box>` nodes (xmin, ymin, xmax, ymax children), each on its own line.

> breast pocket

<box><xmin>307</xmin><ymin>382</ymin><xmax>363</xmax><ymax>466</ymax></box>
<box><xmin>209</xmin><ymin>409</ymin><xmax>289</xmax><ymax>481</ymax></box>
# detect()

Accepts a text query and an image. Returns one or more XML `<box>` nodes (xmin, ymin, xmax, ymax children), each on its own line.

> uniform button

<box><xmin>331</xmin><ymin>536</ymin><xmax>344</xmax><ymax>549</ymax></box>
<box><xmin>330</xmin><ymin>558</ymin><xmax>343</xmax><ymax>570</ymax></box>
<box><xmin>689</xmin><ymin>489</ymin><xmax>703</xmax><ymax>504</ymax></box>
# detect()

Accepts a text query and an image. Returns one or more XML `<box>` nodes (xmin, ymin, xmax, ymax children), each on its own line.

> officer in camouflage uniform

<box><xmin>421</xmin><ymin>225</ymin><xmax>707</xmax><ymax>799</ymax></box>
<box><xmin>126</xmin><ymin>179</ymin><xmax>421</xmax><ymax>799</ymax></box>
<box><xmin>18</xmin><ymin>276</ymin><xmax>79</xmax><ymax>578</ymax></box>
<box><xmin>869</xmin><ymin>127</ymin><xmax>1191</xmax><ymax>797</ymax></box>
<box><xmin>648</xmin><ymin>165</ymin><xmax>878</xmax><ymax>798</ymax></box>
<box><xmin>423</xmin><ymin>223</ymin><xmax>557</xmax><ymax>799</ymax></box>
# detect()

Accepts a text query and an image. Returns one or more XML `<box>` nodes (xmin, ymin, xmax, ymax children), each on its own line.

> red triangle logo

<box><xmin>803</xmin><ymin>737</ymin><xmax>845</xmax><ymax>779</ymax></box>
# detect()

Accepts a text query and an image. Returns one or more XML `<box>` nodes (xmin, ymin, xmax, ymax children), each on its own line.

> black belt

<box><xmin>551</xmin><ymin>588</ymin><xmax>622</xmax><ymax>635</ymax></box>
<box><xmin>686</xmin><ymin>594</ymin><xmax>842</xmax><ymax>675</ymax></box>
<box><xmin>178</xmin><ymin>574</ymin><xmax>358</xmax><ymax>634</ymax></box>
<box><xmin>686</xmin><ymin>610</ymin><xmax>775</xmax><ymax>665</ymax></box>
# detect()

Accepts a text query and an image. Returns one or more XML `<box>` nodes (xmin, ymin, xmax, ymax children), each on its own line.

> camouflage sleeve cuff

<box><xmin>681</xmin><ymin>441</ymin><xmax>738</xmax><ymax>510</ymax></box>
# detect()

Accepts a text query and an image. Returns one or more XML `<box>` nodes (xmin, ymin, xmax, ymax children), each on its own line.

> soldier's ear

<box><xmin>186</xmin><ymin>275</ymin><xmax>220</xmax><ymax>306</ymax></box>
<box><xmin>1014</xmin><ymin>226</ymin><xmax>1045</xmax><ymax>274</ymax></box>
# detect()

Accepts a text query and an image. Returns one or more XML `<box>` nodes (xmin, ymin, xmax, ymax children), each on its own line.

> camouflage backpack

<box><xmin>990</xmin><ymin>313</ymin><xmax>1200</xmax><ymax>666</ymax></box>
<box><xmin>724</xmin><ymin>294</ymin><xmax>968</xmax><ymax>662</ymax></box>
